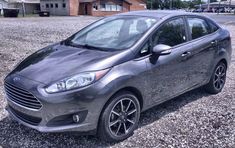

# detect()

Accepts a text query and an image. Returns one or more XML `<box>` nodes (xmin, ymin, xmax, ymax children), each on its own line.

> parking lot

<box><xmin>0</xmin><ymin>14</ymin><xmax>234</xmax><ymax>147</ymax></box>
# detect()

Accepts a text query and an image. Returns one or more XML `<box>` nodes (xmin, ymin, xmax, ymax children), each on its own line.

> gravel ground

<box><xmin>0</xmin><ymin>16</ymin><xmax>234</xmax><ymax>148</ymax></box>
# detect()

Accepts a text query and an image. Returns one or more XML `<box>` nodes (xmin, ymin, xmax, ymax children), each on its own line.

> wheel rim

<box><xmin>108</xmin><ymin>98</ymin><xmax>138</xmax><ymax>137</ymax></box>
<box><xmin>214</xmin><ymin>64</ymin><xmax>226</xmax><ymax>90</ymax></box>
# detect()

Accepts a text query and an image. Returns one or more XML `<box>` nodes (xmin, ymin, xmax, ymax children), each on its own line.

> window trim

<box><xmin>134</xmin><ymin>15</ymin><xmax>221</xmax><ymax>60</ymax></box>
<box><xmin>134</xmin><ymin>16</ymin><xmax>190</xmax><ymax>59</ymax></box>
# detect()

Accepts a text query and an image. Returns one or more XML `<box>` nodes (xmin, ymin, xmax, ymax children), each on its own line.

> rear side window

<box><xmin>208</xmin><ymin>21</ymin><xmax>219</xmax><ymax>33</ymax></box>
<box><xmin>187</xmin><ymin>17</ymin><xmax>210</xmax><ymax>39</ymax></box>
<box><xmin>152</xmin><ymin>18</ymin><xmax>187</xmax><ymax>47</ymax></box>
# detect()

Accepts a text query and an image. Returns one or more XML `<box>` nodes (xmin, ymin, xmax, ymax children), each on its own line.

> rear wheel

<box><xmin>205</xmin><ymin>62</ymin><xmax>227</xmax><ymax>94</ymax></box>
<box><xmin>98</xmin><ymin>91</ymin><xmax>140</xmax><ymax>142</ymax></box>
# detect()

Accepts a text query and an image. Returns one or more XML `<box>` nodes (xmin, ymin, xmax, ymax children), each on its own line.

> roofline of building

<box><xmin>8</xmin><ymin>0</ymin><xmax>39</xmax><ymax>4</ymax></box>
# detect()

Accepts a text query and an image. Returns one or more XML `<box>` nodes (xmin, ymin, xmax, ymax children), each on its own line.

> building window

<box><xmin>55</xmin><ymin>3</ymin><xmax>58</xmax><ymax>8</ymax></box>
<box><xmin>117</xmin><ymin>5</ymin><xmax>122</xmax><ymax>11</ymax></box>
<box><xmin>99</xmin><ymin>2</ymin><xmax>122</xmax><ymax>11</ymax></box>
<box><xmin>50</xmin><ymin>3</ymin><xmax>53</xmax><ymax>8</ymax></box>
<box><xmin>46</xmin><ymin>4</ymin><xmax>49</xmax><ymax>8</ymax></box>
<box><xmin>62</xmin><ymin>3</ymin><xmax>66</xmax><ymax>8</ymax></box>
<box><xmin>100</xmin><ymin>4</ymin><xmax>105</xmax><ymax>10</ymax></box>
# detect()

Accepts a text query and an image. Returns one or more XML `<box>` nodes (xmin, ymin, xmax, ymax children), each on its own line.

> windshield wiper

<box><xmin>62</xmin><ymin>40</ymin><xmax>106</xmax><ymax>51</ymax></box>
<box><xmin>62</xmin><ymin>39</ymin><xmax>72</xmax><ymax>46</ymax></box>
<box><xmin>81</xmin><ymin>44</ymin><xmax>104</xmax><ymax>50</ymax></box>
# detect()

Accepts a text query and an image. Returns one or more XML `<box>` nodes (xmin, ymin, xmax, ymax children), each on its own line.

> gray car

<box><xmin>4</xmin><ymin>10</ymin><xmax>232</xmax><ymax>142</ymax></box>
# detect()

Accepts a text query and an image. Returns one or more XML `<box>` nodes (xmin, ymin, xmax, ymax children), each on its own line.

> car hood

<box><xmin>10</xmin><ymin>43</ymin><xmax>131</xmax><ymax>85</ymax></box>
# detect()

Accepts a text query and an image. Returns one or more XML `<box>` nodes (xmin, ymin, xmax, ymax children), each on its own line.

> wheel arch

<box><xmin>219</xmin><ymin>58</ymin><xmax>228</xmax><ymax>68</ymax></box>
<box><xmin>96</xmin><ymin>86</ymin><xmax>144</xmax><ymax>132</ymax></box>
<box><xmin>113</xmin><ymin>87</ymin><xmax>144</xmax><ymax>111</ymax></box>
<box><xmin>103</xmin><ymin>86</ymin><xmax>143</xmax><ymax>113</ymax></box>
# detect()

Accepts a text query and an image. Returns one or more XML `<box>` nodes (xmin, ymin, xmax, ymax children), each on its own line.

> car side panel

<box><xmin>99</xmin><ymin>58</ymin><xmax>152</xmax><ymax>110</ymax></box>
<box><xmin>209</xmin><ymin>28</ymin><xmax>232</xmax><ymax>75</ymax></box>
<box><xmin>188</xmin><ymin>32</ymin><xmax>219</xmax><ymax>85</ymax></box>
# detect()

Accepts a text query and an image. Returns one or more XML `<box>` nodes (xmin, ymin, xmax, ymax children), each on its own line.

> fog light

<box><xmin>73</xmin><ymin>114</ymin><xmax>80</xmax><ymax>123</ymax></box>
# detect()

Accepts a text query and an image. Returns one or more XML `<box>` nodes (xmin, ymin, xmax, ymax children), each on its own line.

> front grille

<box><xmin>4</xmin><ymin>82</ymin><xmax>42</xmax><ymax>110</ymax></box>
<box><xmin>9</xmin><ymin>105</ymin><xmax>42</xmax><ymax>125</ymax></box>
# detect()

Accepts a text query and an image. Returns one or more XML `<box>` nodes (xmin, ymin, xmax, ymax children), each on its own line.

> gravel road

<box><xmin>0</xmin><ymin>16</ymin><xmax>234</xmax><ymax>148</ymax></box>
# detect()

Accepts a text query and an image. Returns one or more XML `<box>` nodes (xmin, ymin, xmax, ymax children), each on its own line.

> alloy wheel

<box><xmin>108</xmin><ymin>98</ymin><xmax>138</xmax><ymax>137</ymax></box>
<box><xmin>214</xmin><ymin>64</ymin><xmax>226</xmax><ymax>90</ymax></box>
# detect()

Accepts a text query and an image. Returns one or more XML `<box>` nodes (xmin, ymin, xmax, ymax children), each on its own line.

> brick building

<box><xmin>40</xmin><ymin>0</ymin><xmax>146</xmax><ymax>16</ymax></box>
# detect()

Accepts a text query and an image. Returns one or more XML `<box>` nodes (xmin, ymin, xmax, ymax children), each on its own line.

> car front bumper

<box><xmin>4</xmin><ymin>73</ymin><xmax>111</xmax><ymax>134</ymax></box>
<box><xmin>6</xmin><ymin>105</ymin><xmax>92</xmax><ymax>133</ymax></box>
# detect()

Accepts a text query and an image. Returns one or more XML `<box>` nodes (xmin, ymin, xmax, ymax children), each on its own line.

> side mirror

<box><xmin>152</xmin><ymin>44</ymin><xmax>172</xmax><ymax>56</ymax></box>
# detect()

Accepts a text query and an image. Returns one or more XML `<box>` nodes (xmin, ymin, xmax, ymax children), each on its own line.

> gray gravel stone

<box><xmin>0</xmin><ymin>16</ymin><xmax>234</xmax><ymax>148</ymax></box>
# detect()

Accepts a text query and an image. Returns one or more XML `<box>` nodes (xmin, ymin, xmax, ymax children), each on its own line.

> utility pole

<box><xmin>0</xmin><ymin>3</ymin><xmax>2</xmax><ymax>16</ymax></box>
<box><xmin>229</xmin><ymin>0</ymin><xmax>231</xmax><ymax>12</ymax></box>
<box><xmin>22</xmin><ymin>0</ymin><xmax>25</xmax><ymax>17</ymax></box>
<box><xmin>170</xmin><ymin>0</ymin><xmax>173</xmax><ymax>9</ymax></box>
<box><xmin>207</xmin><ymin>0</ymin><xmax>210</xmax><ymax>11</ymax></box>
<box><xmin>217</xmin><ymin>0</ymin><xmax>221</xmax><ymax>14</ymax></box>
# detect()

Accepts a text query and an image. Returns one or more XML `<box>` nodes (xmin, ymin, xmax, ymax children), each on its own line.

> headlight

<box><xmin>45</xmin><ymin>69</ymin><xmax>109</xmax><ymax>93</ymax></box>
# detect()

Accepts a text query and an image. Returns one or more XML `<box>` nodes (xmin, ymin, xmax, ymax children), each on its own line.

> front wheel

<box><xmin>98</xmin><ymin>91</ymin><xmax>140</xmax><ymax>142</ymax></box>
<box><xmin>205</xmin><ymin>62</ymin><xmax>227</xmax><ymax>94</ymax></box>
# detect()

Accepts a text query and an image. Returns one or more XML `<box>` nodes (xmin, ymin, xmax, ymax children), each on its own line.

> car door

<box><xmin>144</xmin><ymin>17</ymin><xmax>198</xmax><ymax>104</ymax></box>
<box><xmin>185</xmin><ymin>16</ymin><xmax>219</xmax><ymax>84</ymax></box>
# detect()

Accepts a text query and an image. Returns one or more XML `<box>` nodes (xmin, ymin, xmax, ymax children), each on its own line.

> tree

<box><xmin>147</xmin><ymin>0</ymin><xmax>188</xmax><ymax>9</ymax></box>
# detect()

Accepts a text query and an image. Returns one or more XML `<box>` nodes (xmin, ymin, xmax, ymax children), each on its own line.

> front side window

<box><xmin>139</xmin><ymin>40</ymin><xmax>151</xmax><ymax>56</ymax></box>
<box><xmin>68</xmin><ymin>16</ymin><xmax>158</xmax><ymax>51</ymax></box>
<box><xmin>187</xmin><ymin>17</ymin><xmax>210</xmax><ymax>39</ymax></box>
<box><xmin>153</xmin><ymin>18</ymin><xmax>187</xmax><ymax>47</ymax></box>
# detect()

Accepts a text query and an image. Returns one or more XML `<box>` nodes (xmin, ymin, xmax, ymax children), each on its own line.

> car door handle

<box><xmin>211</xmin><ymin>40</ymin><xmax>218</xmax><ymax>46</ymax></box>
<box><xmin>181</xmin><ymin>51</ymin><xmax>191</xmax><ymax>57</ymax></box>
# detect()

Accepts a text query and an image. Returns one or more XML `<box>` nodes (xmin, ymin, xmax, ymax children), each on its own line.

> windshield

<box><xmin>67</xmin><ymin>16</ymin><xmax>158</xmax><ymax>51</ymax></box>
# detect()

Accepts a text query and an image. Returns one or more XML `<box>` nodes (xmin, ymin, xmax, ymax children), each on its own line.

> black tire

<box><xmin>205</xmin><ymin>62</ymin><xmax>227</xmax><ymax>94</ymax></box>
<box><xmin>98</xmin><ymin>91</ymin><xmax>140</xmax><ymax>142</ymax></box>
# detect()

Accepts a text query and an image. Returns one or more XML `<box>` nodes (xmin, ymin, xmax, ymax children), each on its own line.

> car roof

<box><xmin>117</xmin><ymin>10</ymin><xmax>197</xmax><ymax>19</ymax></box>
